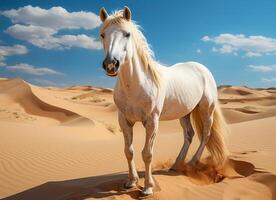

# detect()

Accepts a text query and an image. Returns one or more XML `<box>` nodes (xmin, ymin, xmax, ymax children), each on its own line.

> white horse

<box><xmin>99</xmin><ymin>7</ymin><xmax>228</xmax><ymax>196</ymax></box>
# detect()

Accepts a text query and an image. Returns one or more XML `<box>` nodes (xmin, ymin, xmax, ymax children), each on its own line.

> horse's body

<box><xmin>114</xmin><ymin>61</ymin><xmax>216</xmax><ymax>122</ymax></box>
<box><xmin>99</xmin><ymin>7</ymin><xmax>228</xmax><ymax>196</ymax></box>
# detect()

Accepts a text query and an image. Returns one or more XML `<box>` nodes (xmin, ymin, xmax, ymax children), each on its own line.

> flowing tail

<box><xmin>191</xmin><ymin>102</ymin><xmax>229</xmax><ymax>167</ymax></box>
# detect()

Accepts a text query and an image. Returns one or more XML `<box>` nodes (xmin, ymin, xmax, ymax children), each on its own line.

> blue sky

<box><xmin>0</xmin><ymin>0</ymin><xmax>276</xmax><ymax>88</ymax></box>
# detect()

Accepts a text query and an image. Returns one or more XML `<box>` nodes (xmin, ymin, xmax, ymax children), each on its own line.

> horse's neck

<box><xmin>117</xmin><ymin>51</ymin><xmax>153</xmax><ymax>95</ymax></box>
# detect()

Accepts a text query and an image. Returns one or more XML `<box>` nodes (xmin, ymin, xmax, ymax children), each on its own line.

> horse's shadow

<box><xmin>2</xmin><ymin>159</ymin><xmax>273</xmax><ymax>200</ymax></box>
<box><xmin>4</xmin><ymin>169</ymin><xmax>177</xmax><ymax>200</ymax></box>
<box><xmin>2</xmin><ymin>172</ymin><xmax>145</xmax><ymax>200</ymax></box>
<box><xmin>2</xmin><ymin>170</ymin><xmax>188</xmax><ymax>200</ymax></box>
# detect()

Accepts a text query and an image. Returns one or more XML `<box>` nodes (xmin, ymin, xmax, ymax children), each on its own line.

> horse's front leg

<box><xmin>141</xmin><ymin>114</ymin><xmax>159</xmax><ymax>196</ymax></box>
<box><xmin>118</xmin><ymin>112</ymin><xmax>139</xmax><ymax>188</ymax></box>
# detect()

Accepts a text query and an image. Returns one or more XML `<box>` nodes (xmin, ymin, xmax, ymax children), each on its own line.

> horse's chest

<box><xmin>114</xmin><ymin>92</ymin><xmax>154</xmax><ymax>122</ymax></box>
<box><xmin>120</xmin><ymin>103</ymin><xmax>144</xmax><ymax>121</ymax></box>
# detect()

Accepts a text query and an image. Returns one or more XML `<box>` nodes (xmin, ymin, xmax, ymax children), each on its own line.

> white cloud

<box><xmin>202</xmin><ymin>33</ymin><xmax>276</xmax><ymax>57</ymax></box>
<box><xmin>2</xmin><ymin>6</ymin><xmax>102</xmax><ymax>50</ymax></box>
<box><xmin>0</xmin><ymin>44</ymin><xmax>28</xmax><ymax>57</ymax></box>
<box><xmin>1</xmin><ymin>5</ymin><xmax>101</xmax><ymax>30</ymax></box>
<box><xmin>261</xmin><ymin>78</ymin><xmax>276</xmax><ymax>82</ymax></box>
<box><xmin>51</xmin><ymin>34</ymin><xmax>102</xmax><ymax>50</ymax></box>
<box><xmin>249</xmin><ymin>65</ymin><xmax>276</xmax><ymax>72</ymax></box>
<box><xmin>6</xmin><ymin>24</ymin><xmax>56</xmax><ymax>40</ymax></box>
<box><xmin>245</xmin><ymin>52</ymin><xmax>262</xmax><ymax>57</ymax></box>
<box><xmin>5</xmin><ymin>24</ymin><xmax>102</xmax><ymax>50</ymax></box>
<box><xmin>4</xmin><ymin>63</ymin><xmax>63</xmax><ymax>75</ymax></box>
<box><xmin>196</xmin><ymin>49</ymin><xmax>201</xmax><ymax>53</ymax></box>
<box><xmin>0</xmin><ymin>62</ymin><xmax>6</xmax><ymax>67</ymax></box>
<box><xmin>212</xmin><ymin>45</ymin><xmax>237</xmax><ymax>54</ymax></box>
<box><xmin>0</xmin><ymin>44</ymin><xmax>28</xmax><ymax>65</ymax></box>
<box><xmin>201</xmin><ymin>36</ymin><xmax>210</xmax><ymax>42</ymax></box>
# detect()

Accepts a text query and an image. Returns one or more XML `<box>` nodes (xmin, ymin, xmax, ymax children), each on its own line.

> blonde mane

<box><xmin>100</xmin><ymin>10</ymin><xmax>161</xmax><ymax>87</ymax></box>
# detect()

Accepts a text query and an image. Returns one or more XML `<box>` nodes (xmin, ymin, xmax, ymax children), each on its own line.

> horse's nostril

<box><xmin>102</xmin><ymin>61</ymin><xmax>106</xmax><ymax>69</ymax></box>
<box><xmin>114</xmin><ymin>58</ymin><xmax>120</xmax><ymax>67</ymax></box>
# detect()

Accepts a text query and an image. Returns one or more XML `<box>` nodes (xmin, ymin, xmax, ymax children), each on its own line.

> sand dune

<box><xmin>219</xmin><ymin>85</ymin><xmax>276</xmax><ymax>123</ymax></box>
<box><xmin>0</xmin><ymin>78</ymin><xmax>93</xmax><ymax>126</ymax></box>
<box><xmin>0</xmin><ymin>78</ymin><xmax>276</xmax><ymax>200</ymax></box>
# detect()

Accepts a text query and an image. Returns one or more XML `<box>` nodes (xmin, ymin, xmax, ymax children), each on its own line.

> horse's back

<box><xmin>166</xmin><ymin>61</ymin><xmax>217</xmax><ymax>93</ymax></box>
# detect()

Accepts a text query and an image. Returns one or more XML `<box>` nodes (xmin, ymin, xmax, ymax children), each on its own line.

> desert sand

<box><xmin>0</xmin><ymin>77</ymin><xmax>276</xmax><ymax>200</ymax></box>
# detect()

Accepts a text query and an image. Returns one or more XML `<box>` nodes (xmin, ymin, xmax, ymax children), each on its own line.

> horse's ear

<box><xmin>99</xmin><ymin>7</ymin><xmax>108</xmax><ymax>22</ymax></box>
<box><xmin>123</xmin><ymin>6</ymin><xmax>131</xmax><ymax>21</ymax></box>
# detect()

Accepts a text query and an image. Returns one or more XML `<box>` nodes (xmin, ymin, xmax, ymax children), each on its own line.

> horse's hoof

<box><xmin>170</xmin><ymin>162</ymin><xmax>182</xmax><ymax>171</ymax></box>
<box><xmin>169</xmin><ymin>165</ymin><xmax>178</xmax><ymax>171</ymax></box>
<box><xmin>169</xmin><ymin>167</ymin><xmax>177</xmax><ymax>172</ymax></box>
<box><xmin>141</xmin><ymin>187</ymin><xmax>153</xmax><ymax>198</ymax></box>
<box><xmin>123</xmin><ymin>179</ymin><xmax>137</xmax><ymax>189</ymax></box>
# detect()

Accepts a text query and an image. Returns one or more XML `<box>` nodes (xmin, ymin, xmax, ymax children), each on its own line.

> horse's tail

<box><xmin>191</xmin><ymin>102</ymin><xmax>229</xmax><ymax>167</ymax></box>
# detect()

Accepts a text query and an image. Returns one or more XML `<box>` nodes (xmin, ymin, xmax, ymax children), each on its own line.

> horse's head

<box><xmin>99</xmin><ymin>7</ymin><xmax>133</xmax><ymax>77</ymax></box>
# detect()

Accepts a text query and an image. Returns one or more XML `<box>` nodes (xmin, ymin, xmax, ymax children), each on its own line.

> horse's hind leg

<box><xmin>171</xmin><ymin>114</ymin><xmax>194</xmax><ymax>170</ymax></box>
<box><xmin>189</xmin><ymin>101</ymin><xmax>215</xmax><ymax>165</ymax></box>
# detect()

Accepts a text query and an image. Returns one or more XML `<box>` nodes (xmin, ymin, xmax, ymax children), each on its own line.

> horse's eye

<box><xmin>125</xmin><ymin>32</ymin><xmax>130</xmax><ymax>38</ymax></box>
<box><xmin>100</xmin><ymin>33</ymin><xmax>105</xmax><ymax>39</ymax></box>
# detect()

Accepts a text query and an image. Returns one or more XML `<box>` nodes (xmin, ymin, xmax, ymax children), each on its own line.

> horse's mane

<box><xmin>100</xmin><ymin>10</ymin><xmax>161</xmax><ymax>87</ymax></box>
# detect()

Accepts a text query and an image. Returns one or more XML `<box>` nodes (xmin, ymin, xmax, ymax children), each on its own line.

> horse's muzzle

<box><xmin>102</xmin><ymin>58</ymin><xmax>120</xmax><ymax>77</ymax></box>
